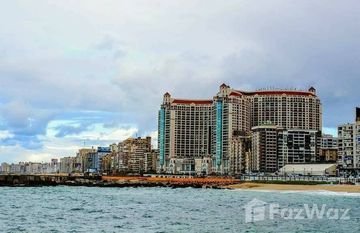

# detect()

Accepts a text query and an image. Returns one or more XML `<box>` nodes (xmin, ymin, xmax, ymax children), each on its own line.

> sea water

<box><xmin>0</xmin><ymin>186</ymin><xmax>359</xmax><ymax>232</ymax></box>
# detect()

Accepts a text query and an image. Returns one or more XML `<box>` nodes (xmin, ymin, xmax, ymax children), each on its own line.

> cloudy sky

<box><xmin>0</xmin><ymin>0</ymin><xmax>359</xmax><ymax>163</ymax></box>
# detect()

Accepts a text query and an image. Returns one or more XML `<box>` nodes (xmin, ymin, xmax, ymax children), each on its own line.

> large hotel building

<box><xmin>158</xmin><ymin>84</ymin><xmax>322</xmax><ymax>175</ymax></box>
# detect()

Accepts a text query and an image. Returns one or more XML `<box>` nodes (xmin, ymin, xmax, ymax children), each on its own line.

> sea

<box><xmin>0</xmin><ymin>186</ymin><xmax>359</xmax><ymax>233</ymax></box>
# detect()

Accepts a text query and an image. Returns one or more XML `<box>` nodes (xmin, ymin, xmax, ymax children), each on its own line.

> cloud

<box><xmin>0</xmin><ymin>0</ymin><xmax>360</xmax><ymax>162</ymax></box>
<box><xmin>61</xmin><ymin>124</ymin><xmax>138</xmax><ymax>142</ymax></box>
<box><xmin>54</xmin><ymin>124</ymin><xmax>91</xmax><ymax>138</ymax></box>
<box><xmin>0</xmin><ymin>130</ymin><xmax>14</xmax><ymax>140</ymax></box>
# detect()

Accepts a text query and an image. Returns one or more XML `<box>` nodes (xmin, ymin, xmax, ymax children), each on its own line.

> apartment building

<box><xmin>338</xmin><ymin>108</ymin><xmax>360</xmax><ymax>172</ymax></box>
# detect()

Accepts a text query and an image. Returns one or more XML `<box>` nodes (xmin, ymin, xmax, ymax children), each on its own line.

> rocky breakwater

<box><xmin>0</xmin><ymin>174</ymin><xmax>241</xmax><ymax>189</ymax></box>
<box><xmin>0</xmin><ymin>174</ymin><xmax>100</xmax><ymax>187</ymax></box>
<box><xmin>101</xmin><ymin>176</ymin><xmax>241</xmax><ymax>189</ymax></box>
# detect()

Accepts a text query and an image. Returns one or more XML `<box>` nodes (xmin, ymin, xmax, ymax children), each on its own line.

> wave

<box><xmin>229</xmin><ymin>188</ymin><xmax>360</xmax><ymax>197</ymax></box>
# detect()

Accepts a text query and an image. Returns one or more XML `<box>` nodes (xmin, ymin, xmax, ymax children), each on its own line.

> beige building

<box><xmin>319</xmin><ymin>149</ymin><xmax>338</xmax><ymax>162</ymax></box>
<box><xmin>119</xmin><ymin>137</ymin><xmax>152</xmax><ymax>173</ymax></box>
<box><xmin>159</xmin><ymin>84</ymin><xmax>322</xmax><ymax>175</ymax></box>
<box><xmin>250</xmin><ymin>125</ymin><xmax>281</xmax><ymax>173</ymax></box>
<box><xmin>159</xmin><ymin>93</ymin><xmax>213</xmax><ymax>174</ymax></box>
<box><xmin>76</xmin><ymin>148</ymin><xmax>96</xmax><ymax>173</ymax></box>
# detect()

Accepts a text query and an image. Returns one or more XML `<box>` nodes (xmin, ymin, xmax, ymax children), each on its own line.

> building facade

<box><xmin>251</xmin><ymin>125</ymin><xmax>280</xmax><ymax>173</ymax></box>
<box><xmin>118</xmin><ymin>137</ymin><xmax>153</xmax><ymax>174</ymax></box>
<box><xmin>159</xmin><ymin>92</ymin><xmax>213</xmax><ymax>174</ymax></box>
<box><xmin>321</xmin><ymin>134</ymin><xmax>338</xmax><ymax>149</ymax></box>
<box><xmin>319</xmin><ymin>134</ymin><xmax>338</xmax><ymax>163</ymax></box>
<box><xmin>277</xmin><ymin>129</ymin><xmax>321</xmax><ymax>168</ymax></box>
<box><xmin>250</xmin><ymin>127</ymin><xmax>321</xmax><ymax>173</ymax></box>
<box><xmin>159</xmin><ymin>84</ymin><xmax>322</xmax><ymax>175</ymax></box>
<box><xmin>338</xmin><ymin>108</ymin><xmax>360</xmax><ymax>172</ymax></box>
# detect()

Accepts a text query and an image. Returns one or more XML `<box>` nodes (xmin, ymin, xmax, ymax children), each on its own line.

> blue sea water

<box><xmin>0</xmin><ymin>186</ymin><xmax>359</xmax><ymax>233</ymax></box>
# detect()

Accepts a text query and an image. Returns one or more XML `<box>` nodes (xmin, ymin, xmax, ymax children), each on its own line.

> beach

<box><xmin>226</xmin><ymin>182</ymin><xmax>360</xmax><ymax>193</ymax></box>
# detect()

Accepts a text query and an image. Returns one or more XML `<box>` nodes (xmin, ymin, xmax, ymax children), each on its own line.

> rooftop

<box><xmin>172</xmin><ymin>99</ymin><xmax>213</xmax><ymax>105</ymax></box>
<box><xmin>230</xmin><ymin>90</ymin><xmax>317</xmax><ymax>97</ymax></box>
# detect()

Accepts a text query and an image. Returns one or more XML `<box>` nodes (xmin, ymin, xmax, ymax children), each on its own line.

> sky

<box><xmin>0</xmin><ymin>0</ymin><xmax>360</xmax><ymax>163</ymax></box>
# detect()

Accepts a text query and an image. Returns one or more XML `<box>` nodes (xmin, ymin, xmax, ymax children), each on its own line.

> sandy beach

<box><xmin>226</xmin><ymin>182</ymin><xmax>360</xmax><ymax>193</ymax></box>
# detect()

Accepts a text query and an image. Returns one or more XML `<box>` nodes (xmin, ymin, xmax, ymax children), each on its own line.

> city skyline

<box><xmin>1</xmin><ymin>1</ymin><xmax>360</xmax><ymax>163</ymax></box>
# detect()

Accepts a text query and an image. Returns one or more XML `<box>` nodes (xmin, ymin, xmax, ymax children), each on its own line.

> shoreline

<box><xmin>0</xmin><ymin>174</ymin><xmax>239</xmax><ymax>189</ymax></box>
<box><xmin>2</xmin><ymin>174</ymin><xmax>360</xmax><ymax>193</ymax></box>
<box><xmin>225</xmin><ymin>182</ymin><xmax>360</xmax><ymax>193</ymax></box>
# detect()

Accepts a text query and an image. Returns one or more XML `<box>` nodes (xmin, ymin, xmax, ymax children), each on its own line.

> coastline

<box><xmin>0</xmin><ymin>174</ymin><xmax>239</xmax><ymax>189</ymax></box>
<box><xmin>2</xmin><ymin>174</ymin><xmax>360</xmax><ymax>194</ymax></box>
<box><xmin>225</xmin><ymin>182</ymin><xmax>360</xmax><ymax>193</ymax></box>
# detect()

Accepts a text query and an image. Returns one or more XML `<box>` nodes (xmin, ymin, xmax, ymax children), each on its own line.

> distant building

<box><xmin>49</xmin><ymin>159</ymin><xmax>60</xmax><ymax>173</ymax></box>
<box><xmin>101</xmin><ymin>153</ymin><xmax>114</xmax><ymax>174</ymax></box>
<box><xmin>321</xmin><ymin>134</ymin><xmax>338</xmax><ymax>149</ymax></box>
<box><xmin>60</xmin><ymin>157</ymin><xmax>76</xmax><ymax>173</ymax></box>
<box><xmin>76</xmin><ymin>148</ymin><xmax>96</xmax><ymax>173</ymax></box>
<box><xmin>144</xmin><ymin>149</ymin><xmax>158</xmax><ymax>173</ymax></box>
<box><xmin>319</xmin><ymin>149</ymin><xmax>338</xmax><ymax>163</ymax></box>
<box><xmin>0</xmin><ymin>163</ymin><xmax>11</xmax><ymax>174</ymax></box>
<box><xmin>337</xmin><ymin>108</ymin><xmax>360</xmax><ymax>173</ymax></box>
<box><xmin>110</xmin><ymin>143</ymin><xmax>119</xmax><ymax>153</ymax></box>
<box><xmin>118</xmin><ymin>137</ymin><xmax>152</xmax><ymax>174</ymax></box>
<box><xmin>319</xmin><ymin>134</ymin><xmax>338</xmax><ymax>163</ymax></box>
<box><xmin>1</xmin><ymin>160</ymin><xmax>60</xmax><ymax>175</ymax></box>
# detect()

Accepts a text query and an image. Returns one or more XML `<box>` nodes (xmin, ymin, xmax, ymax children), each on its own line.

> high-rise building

<box><xmin>229</xmin><ymin>135</ymin><xmax>251</xmax><ymax>175</ymax></box>
<box><xmin>159</xmin><ymin>93</ymin><xmax>213</xmax><ymax>174</ymax></box>
<box><xmin>277</xmin><ymin>129</ymin><xmax>321</xmax><ymax>168</ymax></box>
<box><xmin>215</xmin><ymin>85</ymin><xmax>322</xmax><ymax>174</ymax></box>
<box><xmin>249</xmin><ymin>126</ymin><xmax>321</xmax><ymax>173</ymax></box>
<box><xmin>119</xmin><ymin>137</ymin><xmax>152</xmax><ymax>173</ymax></box>
<box><xmin>249</xmin><ymin>87</ymin><xmax>321</xmax><ymax>131</ymax></box>
<box><xmin>251</xmin><ymin>125</ymin><xmax>281</xmax><ymax>173</ymax></box>
<box><xmin>212</xmin><ymin>84</ymin><xmax>251</xmax><ymax>174</ymax></box>
<box><xmin>76</xmin><ymin>148</ymin><xmax>96</xmax><ymax>173</ymax></box>
<box><xmin>338</xmin><ymin>108</ymin><xmax>360</xmax><ymax>172</ymax></box>
<box><xmin>159</xmin><ymin>84</ymin><xmax>322</xmax><ymax>175</ymax></box>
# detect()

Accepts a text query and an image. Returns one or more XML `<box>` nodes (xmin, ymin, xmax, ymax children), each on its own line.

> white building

<box><xmin>250</xmin><ymin>126</ymin><xmax>321</xmax><ymax>173</ymax></box>
<box><xmin>0</xmin><ymin>163</ymin><xmax>11</xmax><ymax>174</ymax></box>
<box><xmin>278</xmin><ymin>129</ymin><xmax>321</xmax><ymax>168</ymax></box>
<box><xmin>338</xmin><ymin>112</ymin><xmax>360</xmax><ymax>170</ymax></box>
<box><xmin>321</xmin><ymin>134</ymin><xmax>338</xmax><ymax>149</ymax></box>
<box><xmin>279</xmin><ymin>163</ymin><xmax>337</xmax><ymax>176</ymax></box>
